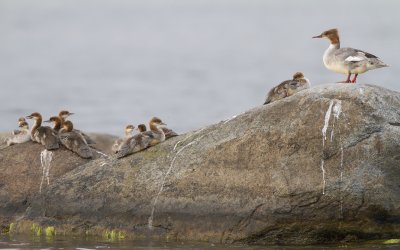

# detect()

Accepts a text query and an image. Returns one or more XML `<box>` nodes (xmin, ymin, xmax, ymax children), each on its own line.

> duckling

<box><xmin>58</xmin><ymin>110</ymin><xmax>96</xmax><ymax>145</ymax></box>
<box><xmin>137</xmin><ymin>124</ymin><xmax>147</xmax><ymax>133</ymax></box>
<box><xmin>26</xmin><ymin>112</ymin><xmax>59</xmax><ymax>150</ymax></box>
<box><xmin>116</xmin><ymin>117</ymin><xmax>166</xmax><ymax>159</ymax></box>
<box><xmin>6</xmin><ymin>121</ymin><xmax>31</xmax><ymax>146</ymax></box>
<box><xmin>111</xmin><ymin>124</ymin><xmax>135</xmax><ymax>153</ymax></box>
<box><xmin>59</xmin><ymin>120</ymin><xmax>93</xmax><ymax>159</ymax></box>
<box><xmin>264</xmin><ymin>72</ymin><xmax>310</xmax><ymax>104</ymax></box>
<box><xmin>44</xmin><ymin>116</ymin><xmax>63</xmax><ymax>132</ymax></box>
<box><xmin>12</xmin><ymin>117</ymin><xmax>27</xmax><ymax>135</ymax></box>
<box><xmin>143</xmin><ymin>117</ymin><xmax>166</xmax><ymax>146</ymax></box>
<box><xmin>162</xmin><ymin>127</ymin><xmax>178</xmax><ymax>139</ymax></box>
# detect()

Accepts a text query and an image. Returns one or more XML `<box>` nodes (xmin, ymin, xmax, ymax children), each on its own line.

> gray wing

<box><xmin>60</xmin><ymin>131</ymin><xmax>92</xmax><ymax>158</ymax></box>
<box><xmin>37</xmin><ymin>126</ymin><xmax>59</xmax><ymax>150</ymax></box>
<box><xmin>116</xmin><ymin>134</ymin><xmax>151</xmax><ymax>159</ymax></box>
<box><xmin>73</xmin><ymin>129</ymin><xmax>96</xmax><ymax>145</ymax></box>
<box><xmin>162</xmin><ymin>127</ymin><xmax>178</xmax><ymax>139</ymax></box>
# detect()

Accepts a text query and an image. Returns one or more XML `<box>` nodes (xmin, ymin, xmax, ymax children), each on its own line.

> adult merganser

<box><xmin>313</xmin><ymin>28</ymin><xmax>388</xmax><ymax>83</ymax></box>
<box><xmin>26</xmin><ymin>112</ymin><xmax>59</xmax><ymax>150</ymax></box>
<box><xmin>116</xmin><ymin>117</ymin><xmax>166</xmax><ymax>158</ymax></box>
<box><xmin>6</xmin><ymin>121</ymin><xmax>31</xmax><ymax>146</ymax></box>
<box><xmin>58</xmin><ymin>110</ymin><xmax>96</xmax><ymax>144</ymax></box>
<box><xmin>59</xmin><ymin>120</ymin><xmax>93</xmax><ymax>159</ymax></box>
<box><xmin>111</xmin><ymin>124</ymin><xmax>135</xmax><ymax>153</ymax></box>
<box><xmin>264</xmin><ymin>72</ymin><xmax>310</xmax><ymax>104</ymax></box>
<box><xmin>44</xmin><ymin>116</ymin><xmax>62</xmax><ymax>132</ymax></box>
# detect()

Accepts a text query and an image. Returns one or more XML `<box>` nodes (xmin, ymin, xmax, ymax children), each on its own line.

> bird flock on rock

<box><xmin>3</xmin><ymin>28</ymin><xmax>388</xmax><ymax>159</ymax></box>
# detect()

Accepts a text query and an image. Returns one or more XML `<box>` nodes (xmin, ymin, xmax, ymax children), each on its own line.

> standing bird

<box><xmin>313</xmin><ymin>28</ymin><xmax>388</xmax><ymax>83</ymax></box>
<box><xmin>264</xmin><ymin>72</ymin><xmax>310</xmax><ymax>104</ymax></box>
<box><xmin>58</xmin><ymin>110</ymin><xmax>96</xmax><ymax>144</ymax></box>
<box><xmin>26</xmin><ymin>112</ymin><xmax>59</xmax><ymax>150</ymax></box>
<box><xmin>59</xmin><ymin>120</ymin><xmax>93</xmax><ymax>159</ymax></box>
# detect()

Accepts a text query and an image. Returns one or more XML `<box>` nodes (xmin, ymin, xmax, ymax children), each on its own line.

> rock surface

<box><xmin>1</xmin><ymin>84</ymin><xmax>400</xmax><ymax>245</ymax></box>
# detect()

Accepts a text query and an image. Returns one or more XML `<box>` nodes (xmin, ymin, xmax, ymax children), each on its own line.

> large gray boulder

<box><xmin>2</xmin><ymin>84</ymin><xmax>400</xmax><ymax>244</ymax></box>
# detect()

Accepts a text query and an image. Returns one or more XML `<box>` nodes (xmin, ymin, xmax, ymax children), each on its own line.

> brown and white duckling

<box><xmin>143</xmin><ymin>117</ymin><xmax>166</xmax><ymax>146</ymax></box>
<box><xmin>116</xmin><ymin>117</ymin><xmax>166</xmax><ymax>159</ymax></box>
<box><xmin>137</xmin><ymin>124</ymin><xmax>147</xmax><ymax>133</ymax></box>
<box><xmin>59</xmin><ymin>120</ymin><xmax>93</xmax><ymax>159</ymax></box>
<box><xmin>26</xmin><ymin>112</ymin><xmax>59</xmax><ymax>150</ymax></box>
<box><xmin>58</xmin><ymin>110</ymin><xmax>96</xmax><ymax>145</ymax></box>
<box><xmin>111</xmin><ymin>124</ymin><xmax>135</xmax><ymax>153</ymax></box>
<box><xmin>6</xmin><ymin>121</ymin><xmax>31</xmax><ymax>146</ymax></box>
<box><xmin>12</xmin><ymin>117</ymin><xmax>27</xmax><ymax>135</ymax></box>
<box><xmin>264</xmin><ymin>72</ymin><xmax>310</xmax><ymax>104</ymax></box>
<box><xmin>44</xmin><ymin>116</ymin><xmax>63</xmax><ymax>132</ymax></box>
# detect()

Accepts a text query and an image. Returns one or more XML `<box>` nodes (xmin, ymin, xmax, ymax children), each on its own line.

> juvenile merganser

<box><xmin>111</xmin><ymin>124</ymin><xmax>135</xmax><ymax>153</ymax></box>
<box><xmin>12</xmin><ymin>117</ymin><xmax>27</xmax><ymax>135</ymax></box>
<box><xmin>59</xmin><ymin>120</ymin><xmax>93</xmax><ymax>159</ymax></box>
<box><xmin>138</xmin><ymin>122</ymin><xmax>177</xmax><ymax>139</ymax></box>
<box><xmin>6</xmin><ymin>121</ymin><xmax>31</xmax><ymax>146</ymax></box>
<box><xmin>26</xmin><ymin>112</ymin><xmax>59</xmax><ymax>150</ymax></box>
<box><xmin>116</xmin><ymin>117</ymin><xmax>166</xmax><ymax>159</ymax></box>
<box><xmin>264</xmin><ymin>72</ymin><xmax>310</xmax><ymax>104</ymax></box>
<box><xmin>137</xmin><ymin>124</ymin><xmax>147</xmax><ymax>133</ymax></box>
<box><xmin>44</xmin><ymin>116</ymin><xmax>62</xmax><ymax>132</ymax></box>
<box><xmin>143</xmin><ymin>117</ymin><xmax>166</xmax><ymax>146</ymax></box>
<box><xmin>58</xmin><ymin>110</ymin><xmax>96</xmax><ymax>144</ymax></box>
<box><xmin>313</xmin><ymin>28</ymin><xmax>388</xmax><ymax>83</ymax></box>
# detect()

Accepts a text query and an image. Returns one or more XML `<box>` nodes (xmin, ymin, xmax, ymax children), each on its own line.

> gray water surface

<box><xmin>1</xmin><ymin>235</ymin><xmax>400</xmax><ymax>250</ymax></box>
<box><xmin>0</xmin><ymin>0</ymin><xmax>398</xmax><ymax>135</ymax></box>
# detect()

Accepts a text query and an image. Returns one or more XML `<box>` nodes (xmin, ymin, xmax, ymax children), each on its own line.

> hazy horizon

<box><xmin>0</xmin><ymin>0</ymin><xmax>398</xmax><ymax>135</ymax></box>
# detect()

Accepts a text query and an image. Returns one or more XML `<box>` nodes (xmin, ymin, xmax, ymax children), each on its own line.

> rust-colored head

<box><xmin>62</xmin><ymin>120</ymin><xmax>74</xmax><ymax>132</ymax></box>
<box><xmin>59</xmin><ymin>110</ymin><xmax>74</xmax><ymax>119</ymax></box>
<box><xmin>292</xmin><ymin>72</ymin><xmax>305</xmax><ymax>80</ymax></box>
<box><xmin>149</xmin><ymin>117</ymin><xmax>165</xmax><ymax>125</ymax></box>
<box><xmin>137</xmin><ymin>124</ymin><xmax>147</xmax><ymax>132</ymax></box>
<box><xmin>313</xmin><ymin>28</ymin><xmax>340</xmax><ymax>44</ymax></box>
<box><xmin>44</xmin><ymin>116</ymin><xmax>62</xmax><ymax>123</ymax></box>
<box><xmin>26</xmin><ymin>112</ymin><xmax>42</xmax><ymax>120</ymax></box>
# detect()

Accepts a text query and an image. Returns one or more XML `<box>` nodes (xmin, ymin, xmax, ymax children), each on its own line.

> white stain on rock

<box><xmin>39</xmin><ymin>149</ymin><xmax>53</xmax><ymax>193</ymax></box>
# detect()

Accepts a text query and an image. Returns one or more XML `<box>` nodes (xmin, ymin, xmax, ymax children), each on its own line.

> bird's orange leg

<box><xmin>351</xmin><ymin>74</ymin><xmax>358</xmax><ymax>83</ymax></box>
<box><xmin>337</xmin><ymin>73</ymin><xmax>352</xmax><ymax>83</ymax></box>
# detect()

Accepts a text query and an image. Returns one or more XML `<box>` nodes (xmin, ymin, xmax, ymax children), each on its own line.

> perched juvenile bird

<box><xmin>26</xmin><ymin>112</ymin><xmax>59</xmax><ymax>150</ymax></box>
<box><xmin>111</xmin><ymin>124</ymin><xmax>135</xmax><ymax>153</ymax></box>
<box><xmin>116</xmin><ymin>117</ymin><xmax>166</xmax><ymax>159</ymax></box>
<box><xmin>264</xmin><ymin>72</ymin><xmax>310</xmax><ymax>104</ymax></box>
<box><xmin>44</xmin><ymin>116</ymin><xmax>63</xmax><ymax>132</ymax></box>
<box><xmin>137</xmin><ymin>124</ymin><xmax>147</xmax><ymax>133</ymax></box>
<box><xmin>6</xmin><ymin>121</ymin><xmax>31</xmax><ymax>146</ymax></box>
<box><xmin>12</xmin><ymin>117</ymin><xmax>27</xmax><ymax>135</ymax></box>
<box><xmin>59</xmin><ymin>120</ymin><xmax>93</xmax><ymax>159</ymax></box>
<box><xmin>58</xmin><ymin>110</ymin><xmax>96</xmax><ymax>144</ymax></box>
<box><xmin>313</xmin><ymin>28</ymin><xmax>388</xmax><ymax>83</ymax></box>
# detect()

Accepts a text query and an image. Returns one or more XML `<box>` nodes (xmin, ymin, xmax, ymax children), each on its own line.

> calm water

<box><xmin>0</xmin><ymin>0</ymin><xmax>399</xmax><ymax>136</ymax></box>
<box><xmin>1</xmin><ymin>235</ymin><xmax>400</xmax><ymax>250</ymax></box>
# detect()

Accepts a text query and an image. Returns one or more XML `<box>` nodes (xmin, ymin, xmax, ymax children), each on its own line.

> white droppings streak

<box><xmin>39</xmin><ymin>149</ymin><xmax>53</xmax><ymax>193</ymax></box>
<box><xmin>322</xmin><ymin>100</ymin><xmax>334</xmax><ymax>146</ymax></box>
<box><xmin>320</xmin><ymin>159</ymin><xmax>326</xmax><ymax>195</ymax></box>
<box><xmin>148</xmin><ymin>135</ymin><xmax>205</xmax><ymax>229</ymax></box>
<box><xmin>330</xmin><ymin>100</ymin><xmax>342</xmax><ymax>142</ymax></box>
